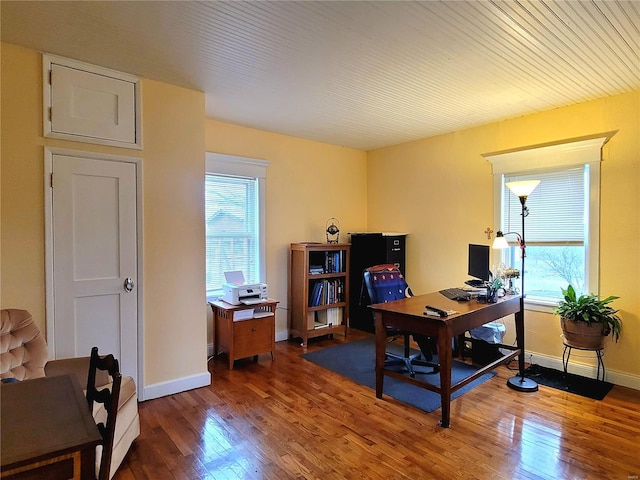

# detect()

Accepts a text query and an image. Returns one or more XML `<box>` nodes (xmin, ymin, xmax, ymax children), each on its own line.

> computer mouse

<box><xmin>457</xmin><ymin>295</ymin><xmax>470</xmax><ymax>302</ymax></box>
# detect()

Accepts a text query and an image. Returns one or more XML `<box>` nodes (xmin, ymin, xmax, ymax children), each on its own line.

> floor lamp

<box><xmin>493</xmin><ymin>179</ymin><xmax>540</xmax><ymax>392</ymax></box>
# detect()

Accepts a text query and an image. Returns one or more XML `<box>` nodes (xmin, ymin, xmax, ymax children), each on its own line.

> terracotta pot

<box><xmin>560</xmin><ymin>317</ymin><xmax>607</xmax><ymax>349</ymax></box>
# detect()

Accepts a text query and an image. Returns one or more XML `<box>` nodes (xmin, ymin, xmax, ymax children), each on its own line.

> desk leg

<box><xmin>438</xmin><ymin>329</ymin><xmax>453</xmax><ymax>428</ymax></box>
<box><xmin>375</xmin><ymin>311</ymin><xmax>385</xmax><ymax>399</ymax></box>
<box><xmin>81</xmin><ymin>447</ymin><xmax>95</xmax><ymax>480</ymax></box>
<box><xmin>212</xmin><ymin>306</ymin><xmax>219</xmax><ymax>357</ymax></box>
<box><xmin>228</xmin><ymin>313</ymin><xmax>235</xmax><ymax>370</ymax></box>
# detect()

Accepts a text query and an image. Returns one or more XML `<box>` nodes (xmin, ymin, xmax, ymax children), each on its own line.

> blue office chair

<box><xmin>362</xmin><ymin>264</ymin><xmax>439</xmax><ymax>377</ymax></box>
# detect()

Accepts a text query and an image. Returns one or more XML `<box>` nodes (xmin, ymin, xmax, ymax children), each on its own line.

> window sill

<box><xmin>206</xmin><ymin>292</ymin><xmax>223</xmax><ymax>304</ymax></box>
<box><xmin>524</xmin><ymin>297</ymin><xmax>558</xmax><ymax>314</ymax></box>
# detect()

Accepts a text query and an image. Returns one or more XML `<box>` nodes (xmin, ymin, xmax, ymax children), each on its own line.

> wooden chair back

<box><xmin>87</xmin><ymin>346</ymin><xmax>122</xmax><ymax>480</ymax></box>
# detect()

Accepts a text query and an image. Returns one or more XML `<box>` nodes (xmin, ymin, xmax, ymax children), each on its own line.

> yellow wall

<box><xmin>1</xmin><ymin>43</ymin><xmax>44</xmax><ymax>315</ymax></box>
<box><xmin>368</xmin><ymin>90</ymin><xmax>640</xmax><ymax>380</ymax></box>
<box><xmin>139</xmin><ymin>79</ymin><xmax>206</xmax><ymax>385</ymax></box>
<box><xmin>205</xmin><ymin>120</ymin><xmax>368</xmax><ymax>335</ymax></box>
<box><xmin>1</xmin><ymin>42</ymin><xmax>207</xmax><ymax>392</ymax></box>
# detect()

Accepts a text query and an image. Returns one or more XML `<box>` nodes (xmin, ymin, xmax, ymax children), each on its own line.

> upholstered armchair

<box><xmin>0</xmin><ymin>308</ymin><xmax>140</xmax><ymax>479</ymax></box>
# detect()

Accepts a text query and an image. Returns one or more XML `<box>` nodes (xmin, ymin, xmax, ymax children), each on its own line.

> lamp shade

<box><xmin>505</xmin><ymin>180</ymin><xmax>540</xmax><ymax>198</ymax></box>
<box><xmin>492</xmin><ymin>232</ymin><xmax>509</xmax><ymax>249</ymax></box>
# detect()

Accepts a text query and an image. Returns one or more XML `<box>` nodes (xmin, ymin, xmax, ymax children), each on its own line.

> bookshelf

<box><xmin>289</xmin><ymin>242</ymin><xmax>350</xmax><ymax>346</ymax></box>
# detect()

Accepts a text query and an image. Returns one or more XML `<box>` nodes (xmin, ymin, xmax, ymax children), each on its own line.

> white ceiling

<box><xmin>2</xmin><ymin>1</ymin><xmax>639</xmax><ymax>150</ymax></box>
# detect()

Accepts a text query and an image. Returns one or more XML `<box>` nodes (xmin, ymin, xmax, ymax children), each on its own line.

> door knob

<box><xmin>124</xmin><ymin>277</ymin><xmax>135</xmax><ymax>292</ymax></box>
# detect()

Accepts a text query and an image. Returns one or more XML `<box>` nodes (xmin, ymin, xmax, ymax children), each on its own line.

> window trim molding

<box><xmin>206</xmin><ymin>152</ymin><xmax>269</xmax><ymax>179</ymax></box>
<box><xmin>205</xmin><ymin>152</ymin><xmax>270</xmax><ymax>287</ymax></box>
<box><xmin>482</xmin><ymin>133</ymin><xmax>614</xmax><ymax>175</ymax></box>
<box><xmin>483</xmin><ymin>133</ymin><xmax>615</xmax><ymax>310</ymax></box>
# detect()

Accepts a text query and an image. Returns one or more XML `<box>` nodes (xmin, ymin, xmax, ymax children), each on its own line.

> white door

<box><xmin>49</xmin><ymin>152</ymin><xmax>138</xmax><ymax>381</ymax></box>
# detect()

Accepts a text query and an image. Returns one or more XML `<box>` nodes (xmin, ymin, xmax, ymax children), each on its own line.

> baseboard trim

<box><xmin>148</xmin><ymin>345</ymin><xmax>637</xmax><ymax>402</ymax></box>
<box><xmin>141</xmin><ymin>371</ymin><xmax>211</xmax><ymax>401</ymax></box>
<box><xmin>529</xmin><ymin>351</ymin><xmax>639</xmax><ymax>391</ymax></box>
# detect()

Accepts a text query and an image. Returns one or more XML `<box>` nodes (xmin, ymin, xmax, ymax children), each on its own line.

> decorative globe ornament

<box><xmin>326</xmin><ymin>218</ymin><xmax>340</xmax><ymax>243</ymax></box>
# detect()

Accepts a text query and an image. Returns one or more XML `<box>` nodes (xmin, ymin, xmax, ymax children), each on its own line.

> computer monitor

<box><xmin>468</xmin><ymin>244</ymin><xmax>490</xmax><ymax>282</ymax></box>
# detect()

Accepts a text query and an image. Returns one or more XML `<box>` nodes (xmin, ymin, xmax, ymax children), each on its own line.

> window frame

<box><xmin>205</xmin><ymin>152</ymin><xmax>269</xmax><ymax>302</ymax></box>
<box><xmin>484</xmin><ymin>134</ymin><xmax>613</xmax><ymax>312</ymax></box>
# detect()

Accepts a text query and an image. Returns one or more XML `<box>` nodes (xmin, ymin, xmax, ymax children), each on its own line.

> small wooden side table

<box><xmin>210</xmin><ymin>299</ymin><xmax>278</xmax><ymax>369</ymax></box>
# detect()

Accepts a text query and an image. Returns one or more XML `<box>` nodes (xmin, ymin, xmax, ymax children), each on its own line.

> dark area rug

<box><xmin>301</xmin><ymin>337</ymin><xmax>495</xmax><ymax>413</ymax></box>
<box><xmin>525</xmin><ymin>364</ymin><xmax>613</xmax><ymax>400</ymax></box>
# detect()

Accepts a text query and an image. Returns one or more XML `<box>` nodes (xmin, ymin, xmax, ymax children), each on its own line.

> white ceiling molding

<box><xmin>483</xmin><ymin>133</ymin><xmax>616</xmax><ymax>175</ymax></box>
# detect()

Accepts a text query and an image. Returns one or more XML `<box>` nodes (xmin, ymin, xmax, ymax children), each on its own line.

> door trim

<box><xmin>44</xmin><ymin>147</ymin><xmax>145</xmax><ymax>398</ymax></box>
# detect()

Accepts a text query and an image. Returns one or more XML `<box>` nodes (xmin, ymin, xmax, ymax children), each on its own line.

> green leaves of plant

<box><xmin>555</xmin><ymin>284</ymin><xmax>622</xmax><ymax>342</ymax></box>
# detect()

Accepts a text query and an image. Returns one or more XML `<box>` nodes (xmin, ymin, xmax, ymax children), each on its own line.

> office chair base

<box><xmin>507</xmin><ymin>375</ymin><xmax>539</xmax><ymax>392</ymax></box>
<box><xmin>385</xmin><ymin>353</ymin><xmax>439</xmax><ymax>377</ymax></box>
<box><xmin>409</xmin><ymin>358</ymin><xmax>440</xmax><ymax>377</ymax></box>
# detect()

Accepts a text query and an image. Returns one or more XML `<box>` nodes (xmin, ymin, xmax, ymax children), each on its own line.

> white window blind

<box><xmin>503</xmin><ymin>167</ymin><xmax>586</xmax><ymax>244</ymax></box>
<box><xmin>205</xmin><ymin>174</ymin><xmax>258</xmax><ymax>296</ymax></box>
<box><xmin>205</xmin><ymin>152</ymin><xmax>269</xmax><ymax>301</ymax></box>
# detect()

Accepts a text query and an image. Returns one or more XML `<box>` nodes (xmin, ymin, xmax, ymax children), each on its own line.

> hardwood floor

<box><xmin>114</xmin><ymin>330</ymin><xmax>640</xmax><ymax>480</ymax></box>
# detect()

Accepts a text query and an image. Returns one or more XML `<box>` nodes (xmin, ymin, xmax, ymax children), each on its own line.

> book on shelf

<box><xmin>309</xmin><ymin>278</ymin><xmax>345</xmax><ymax>307</ymax></box>
<box><xmin>314</xmin><ymin>310</ymin><xmax>329</xmax><ymax>328</ymax></box>
<box><xmin>323</xmin><ymin>250</ymin><xmax>344</xmax><ymax>273</ymax></box>
<box><xmin>310</xmin><ymin>281</ymin><xmax>325</xmax><ymax>307</ymax></box>
<box><xmin>309</xmin><ymin>282</ymin><xmax>318</xmax><ymax>306</ymax></box>
<box><xmin>326</xmin><ymin>307</ymin><xmax>342</xmax><ymax>326</ymax></box>
<box><xmin>311</xmin><ymin>308</ymin><xmax>343</xmax><ymax>329</ymax></box>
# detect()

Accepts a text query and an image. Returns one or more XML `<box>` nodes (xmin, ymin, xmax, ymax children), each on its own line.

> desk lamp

<box><xmin>493</xmin><ymin>179</ymin><xmax>540</xmax><ymax>392</ymax></box>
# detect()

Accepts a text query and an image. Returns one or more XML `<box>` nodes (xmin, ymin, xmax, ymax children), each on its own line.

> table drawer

<box><xmin>233</xmin><ymin>317</ymin><xmax>273</xmax><ymax>358</ymax></box>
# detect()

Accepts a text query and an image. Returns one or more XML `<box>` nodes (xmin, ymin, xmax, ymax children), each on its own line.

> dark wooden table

<box><xmin>371</xmin><ymin>292</ymin><xmax>523</xmax><ymax>428</ymax></box>
<box><xmin>1</xmin><ymin>374</ymin><xmax>101</xmax><ymax>479</ymax></box>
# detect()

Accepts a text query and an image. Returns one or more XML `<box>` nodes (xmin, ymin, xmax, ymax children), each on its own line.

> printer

<box><xmin>222</xmin><ymin>283</ymin><xmax>268</xmax><ymax>305</ymax></box>
<box><xmin>222</xmin><ymin>271</ymin><xmax>268</xmax><ymax>305</ymax></box>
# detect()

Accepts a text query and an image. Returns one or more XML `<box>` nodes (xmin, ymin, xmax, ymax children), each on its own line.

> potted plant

<box><xmin>555</xmin><ymin>284</ymin><xmax>622</xmax><ymax>349</ymax></box>
<box><xmin>487</xmin><ymin>277</ymin><xmax>503</xmax><ymax>303</ymax></box>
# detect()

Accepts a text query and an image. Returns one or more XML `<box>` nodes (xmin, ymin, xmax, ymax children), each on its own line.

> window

<box><xmin>205</xmin><ymin>153</ymin><xmax>269</xmax><ymax>301</ymax></box>
<box><xmin>499</xmin><ymin>167</ymin><xmax>589</xmax><ymax>301</ymax></box>
<box><xmin>485</xmin><ymin>135</ymin><xmax>612</xmax><ymax>306</ymax></box>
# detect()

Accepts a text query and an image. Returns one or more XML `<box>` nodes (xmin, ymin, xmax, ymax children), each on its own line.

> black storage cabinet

<box><xmin>348</xmin><ymin>233</ymin><xmax>407</xmax><ymax>332</ymax></box>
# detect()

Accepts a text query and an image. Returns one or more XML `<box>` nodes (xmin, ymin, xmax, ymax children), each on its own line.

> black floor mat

<box><xmin>524</xmin><ymin>364</ymin><xmax>613</xmax><ymax>400</ymax></box>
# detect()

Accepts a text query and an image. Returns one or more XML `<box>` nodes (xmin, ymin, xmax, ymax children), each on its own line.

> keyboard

<box><xmin>439</xmin><ymin>288</ymin><xmax>471</xmax><ymax>301</ymax></box>
<box><xmin>465</xmin><ymin>279</ymin><xmax>488</xmax><ymax>287</ymax></box>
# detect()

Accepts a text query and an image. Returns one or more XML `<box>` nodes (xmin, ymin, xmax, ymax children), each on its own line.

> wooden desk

<box><xmin>1</xmin><ymin>374</ymin><xmax>101</xmax><ymax>480</ymax></box>
<box><xmin>210</xmin><ymin>299</ymin><xmax>278</xmax><ymax>369</ymax></box>
<box><xmin>371</xmin><ymin>292</ymin><xmax>523</xmax><ymax>428</ymax></box>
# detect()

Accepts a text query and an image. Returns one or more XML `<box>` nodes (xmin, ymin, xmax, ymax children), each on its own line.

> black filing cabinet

<box><xmin>348</xmin><ymin>233</ymin><xmax>407</xmax><ymax>332</ymax></box>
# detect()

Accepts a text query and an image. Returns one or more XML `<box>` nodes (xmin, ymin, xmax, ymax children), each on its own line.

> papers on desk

<box><xmin>424</xmin><ymin>308</ymin><xmax>458</xmax><ymax>317</ymax></box>
<box><xmin>234</xmin><ymin>309</ymin><xmax>274</xmax><ymax>321</ymax></box>
<box><xmin>462</xmin><ymin>287</ymin><xmax>486</xmax><ymax>295</ymax></box>
<box><xmin>234</xmin><ymin>309</ymin><xmax>254</xmax><ymax>320</ymax></box>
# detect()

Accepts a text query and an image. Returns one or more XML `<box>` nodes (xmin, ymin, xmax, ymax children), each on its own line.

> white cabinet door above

<box><xmin>44</xmin><ymin>54</ymin><xmax>142</xmax><ymax>149</ymax></box>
